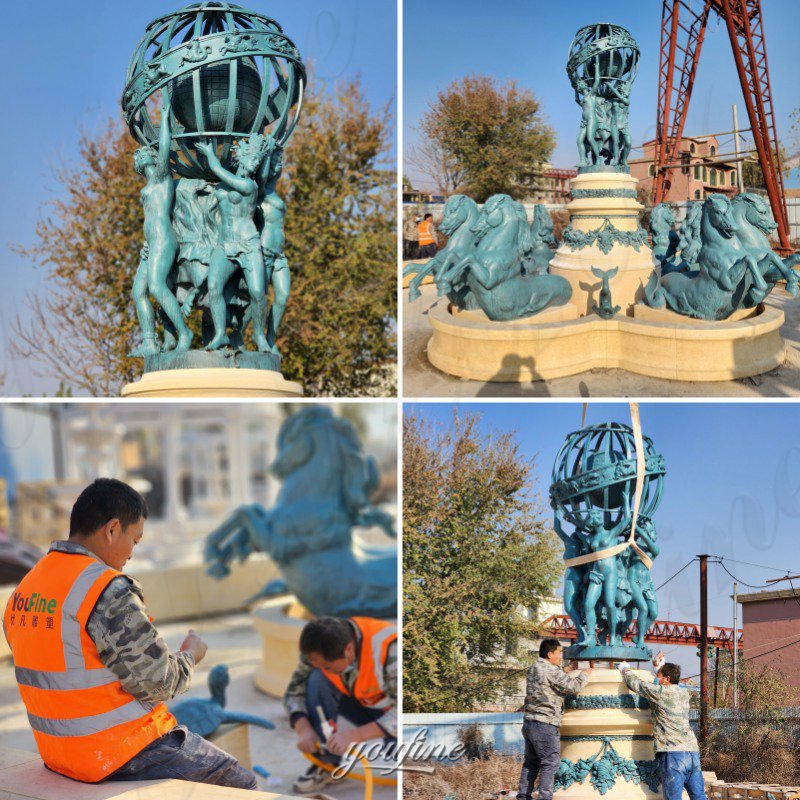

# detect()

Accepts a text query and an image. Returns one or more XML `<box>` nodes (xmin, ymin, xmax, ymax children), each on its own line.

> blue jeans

<box><xmin>108</xmin><ymin>725</ymin><xmax>258</xmax><ymax>789</ymax></box>
<box><xmin>307</xmin><ymin>669</ymin><xmax>394</xmax><ymax>764</ymax></box>
<box><xmin>518</xmin><ymin>720</ymin><xmax>561</xmax><ymax>800</ymax></box>
<box><xmin>658</xmin><ymin>751</ymin><xmax>706</xmax><ymax>800</ymax></box>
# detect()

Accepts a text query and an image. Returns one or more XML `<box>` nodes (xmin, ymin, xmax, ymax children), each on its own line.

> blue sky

<box><xmin>404</xmin><ymin>401</ymin><xmax>800</xmax><ymax>675</ymax></box>
<box><xmin>403</xmin><ymin>0</ymin><xmax>800</xmax><ymax>190</ymax></box>
<box><xmin>0</xmin><ymin>0</ymin><xmax>397</xmax><ymax>396</ymax></box>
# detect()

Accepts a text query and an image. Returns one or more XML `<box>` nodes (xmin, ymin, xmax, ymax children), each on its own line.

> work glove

<box><xmin>617</xmin><ymin>661</ymin><xmax>631</xmax><ymax>673</ymax></box>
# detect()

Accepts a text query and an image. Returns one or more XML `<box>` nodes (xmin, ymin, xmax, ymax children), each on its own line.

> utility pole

<box><xmin>732</xmin><ymin>104</ymin><xmax>744</xmax><ymax>194</ymax></box>
<box><xmin>699</xmin><ymin>554</ymin><xmax>709</xmax><ymax>741</ymax></box>
<box><xmin>733</xmin><ymin>581</ymin><xmax>738</xmax><ymax>709</ymax></box>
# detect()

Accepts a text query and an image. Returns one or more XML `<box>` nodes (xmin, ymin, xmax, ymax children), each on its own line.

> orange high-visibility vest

<box><xmin>3</xmin><ymin>551</ymin><xmax>177</xmax><ymax>783</ymax></box>
<box><xmin>325</xmin><ymin>617</ymin><xmax>397</xmax><ymax>710</ymax></box>
<box><xmin>417</xmin><ymin>220</ymin><xmax>435</xmax><ymax>246</ymax></box>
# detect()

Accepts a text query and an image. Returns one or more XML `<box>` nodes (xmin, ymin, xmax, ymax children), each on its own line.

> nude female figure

<box><xmin>196</xmin><ymin>135</ymin><xmax>269</xmax><ymax>352</ymax></box>
<box><xmin>256</xmin><ymin>135</ymin><xmax>290</xmax><ymax>354</ymax></box>
<box><xmin>131</xmin><ymin>96</ymin><xmax>193</xmax><ymax>355</ymax></box>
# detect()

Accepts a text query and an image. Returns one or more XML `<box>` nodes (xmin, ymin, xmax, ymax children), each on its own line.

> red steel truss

<box><xmin>654</xmin><ymin>0</ymin><xmax>791</xmax><ymax>251</ymax></box>
<box><xmin>541</xmin><ymin>614</ymin><xmax>743</xmax><ymax>651</ymax></box>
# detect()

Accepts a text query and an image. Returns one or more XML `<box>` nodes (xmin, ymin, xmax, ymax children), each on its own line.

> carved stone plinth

<box><xmin>549</xmin><ymin>171</ymin><xmax>657</xmax><ymax>317</ymax></box>
<box><xmin>555</xmin><ymin>668</ymin><xmax>660</xmax><ymax>800</ymax></box>
<box><xmin>425</xmin><ymin>298</ymin><xmax>784</xmax><ymax>382</ymax></box>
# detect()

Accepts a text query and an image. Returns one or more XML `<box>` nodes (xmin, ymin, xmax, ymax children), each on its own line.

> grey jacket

<box><xmin>523</xmin><ymin>659</ymin><xmax>589</xmax><ymax>726</ymax></box>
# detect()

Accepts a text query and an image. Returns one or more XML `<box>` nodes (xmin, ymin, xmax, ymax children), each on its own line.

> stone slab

<box><xmin>209</xmin><ymin>723</ymin><xmax>251</xmax><ymax>770</ymax></box>
<box><xmin>0</xmin><ymin>746</ymin><xmax>300</xmax><ymax>800</ymax></box>
<box><xmin>121</xmin><ymin>368</ymin><xmax>303</xmax><ymax>398</ymax></box>
<box><xmin>426</xmin><ymin>301</ymin><xmax>785</xmax><ymax>383</ymax></box>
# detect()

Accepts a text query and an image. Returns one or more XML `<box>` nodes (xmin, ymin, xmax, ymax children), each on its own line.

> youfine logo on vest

<box><xmin>9</xmin><ymin>591</ymin><xmax>58</xmax><ymax>615</ymax></box>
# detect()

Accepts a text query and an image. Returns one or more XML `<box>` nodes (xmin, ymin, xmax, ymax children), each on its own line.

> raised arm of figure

<box><xmin>157</xmin><ymin>92</ymin><xmax>172</xmax><ymax>176</ymax></box>
<box><xmin>196</xmin><ymin>141</ymin><xmax>254</xmax><ymax>195</ymax></box>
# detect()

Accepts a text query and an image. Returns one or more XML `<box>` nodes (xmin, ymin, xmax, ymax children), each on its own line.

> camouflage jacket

<box><xmin>283</xmin><ymin>620</ymin><xmax>398</xmax><ymax>737</ymax></box>
<box><xmin>50</xmin><ymin>541</ymin><xmax>195</xmax><ymax>706</ymax></box>
<box><xmin>623</xmin><ymin>671</ymin><xmax>699</xmax><ymax>753</ymax></box>
<box><xmin>523</xmin><ymin>659</ymin><xmax>589</xmax><ymax>726</ymax></box>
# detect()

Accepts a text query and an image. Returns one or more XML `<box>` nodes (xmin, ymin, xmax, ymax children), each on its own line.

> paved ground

<box><xmin>0</xmin><ymin>612</ymin><xmax>394</xmax><ymax>800</ymax></box>
<box><xmin>402</xmin><ymin>284</ymin><xmax>800</xmax><ymax>397</ymax></box>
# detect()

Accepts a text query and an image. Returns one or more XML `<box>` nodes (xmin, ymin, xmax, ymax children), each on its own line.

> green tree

<box><xmin>12</xmin><ymin>79</ymin><xmax>396</xmax><ymax>397</ymax></box>
<box><xmin>741</xmin><ymin>145</ymin><xmax>790</xmax><ymax>191</ymax></box>
<box><xmin>417</xmin><ymin>75</ymin><xmax>555</xmax><ymax>203</ymax></box>
<box><xmin>403</xmin><ymin>410</ymin><xmax>562</xmax><ymax>713</ymax></box>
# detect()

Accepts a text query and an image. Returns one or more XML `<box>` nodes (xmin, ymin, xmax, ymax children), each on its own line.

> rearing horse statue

<box><xmin>438</xmin><ymin>194</ymin><xmax>572</xmax><ymax>321</ymax></box>
<box><xmin>403</xmin><ymin>195</ymin><xmax>481</xmax><ymax>308</ymax></box>
<box><xmin>644</xmin><ymin>193</ymin><xmax>786</xmax><ymax>320</ymax></box>
<box><xmin>203</xmin><ymin>407</ymin><xmax>397</xmax><ymax>618</ymax></box>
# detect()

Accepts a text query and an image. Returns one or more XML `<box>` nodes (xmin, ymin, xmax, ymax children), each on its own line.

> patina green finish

<box><xmin>649</xmin><ymin>203</ymin><xmax>680</xmax><ymax>270</ymax></box>
<box><xmin>568</xmin><ymin>24</ymin><xmax>639</xmax><ymax>170</ymax></box>
<box><xmin>644</xmin><ymin>193</ymin><xmax>800</xmax><ymax>320</ymax></box>
<box><xmin>122</xmin><ymin>3</ymin><xmax>304</xmax><ymax>368</ymax></box>
<box><xmin>203</xmin><ymin>407</ymin><xmax>397</xmax><ymax>618</ymax></box>
<box><xmin>550</xmin><ymin>422</ymin><xmax>665</xmax><ymax>661</ymax></box>
<box><xmin>562</xmin><ymin>217</ymin><xmax>649</xmax><ymax>254</ymax></box>
<box><xmin>555</xmin><ymin>737</ymin><xmax>661</xmax><ymax>795</ymax></box>
<box><xmin>405</xmin><ymin>196</ymin><xmax>572</xmax><ymax>321</ymax></box>
<box><xmin>591</xmin><ymin>267</ymin><xmax>621</xmax><ymax>318</ymax></box>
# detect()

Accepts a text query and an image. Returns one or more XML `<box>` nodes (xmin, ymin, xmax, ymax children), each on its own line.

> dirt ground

<box><xmin>0</xmin><ymin>611</ymin><xmax>394</xmax><ymax>800</ymax></box>
<box><xmin>402</xmin><ymin>284</ymin><xmax>800</xmax><ymax>398</ymax></box>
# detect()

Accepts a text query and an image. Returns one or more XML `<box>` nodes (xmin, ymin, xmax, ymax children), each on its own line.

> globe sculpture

<box><xmin>550</xmin><ymin>422</ymin><xmax>666</xmax><ymax>661</ymax></box>
<box><xmin>122</xmin><ymin>2</ymin><xmax>305</xmax><ymax>180</ymax></box>
<box><xmin>567</xmin><ymin>23</ymin><xmax>639</xmax><ymax>169</ymax></box>
<box><xmin>120</xmin><ymin>3</ymin><xmax>307</xmax><ymax>396</ymax></box>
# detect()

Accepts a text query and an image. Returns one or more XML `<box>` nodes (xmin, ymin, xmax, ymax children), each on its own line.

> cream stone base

<box><xmin>251</xmin><ymin>596</ymin><xmax>314</xmax><ymax>697</ymax></box>
<box><xmin>209</xmin><ymin>723</ymin><xmax>252</xmax><ymax>770</ymax></box>
<box><xmin>427</xmin><ymin>302</ymin><xmax>785</xmax><ymax>382</ymax></box>
<box><xmin>121</xmin><ymin>368</ymin><xmax>303</xmax><ymax>398</ymax></box>
<box><xmin>550</xmin><ymin>171</ymin><xmax>657</xmax><ymax>316</ymax></box>
<box><xmin>555</xmin><ymin>669</ymin><xmax>658</xmax><ymax>800</ymax></box>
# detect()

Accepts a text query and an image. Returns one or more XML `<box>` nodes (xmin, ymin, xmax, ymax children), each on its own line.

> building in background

<box><xmin>630</xmin><ymin>135</ymin><xmax>739</xmax><ymax>202</ymax></box>
<box><xmin>738</xmin><ymin>587</ymin><xmax>800</xmax><ymax>694</ymax></box>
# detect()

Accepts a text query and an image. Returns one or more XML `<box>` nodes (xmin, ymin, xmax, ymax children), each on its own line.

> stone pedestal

<box><xmin>555</xmin><ymin>668</ymin><xmax>660</xmax><ymax>800</ymax></box>
<box><xmin>121</xmin><ymin>368</ymin><xmax>303</xmax><ymax>397</ymax></box>
<box><xmin>209</xmin><ymin>723</ymin><xmax>252</xmax><ymax>770</ymax></box>
<box><xmin>250</xmin><ymin>596</ymin><xmax>314</xmax><ymax>697</ymax></box>
<box><xmin>550</xmin><ymin>172</ymin><xmax>657</xmax><ymax>317</ymax></box>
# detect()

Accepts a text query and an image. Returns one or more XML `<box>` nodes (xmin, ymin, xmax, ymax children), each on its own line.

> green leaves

<box><xmin>419</xmin><ymin>75</ymin><xmax>556</xmax><ymax>203</ymax></box>
<box><xmin>403</xmin><ymin>410</ymin><xmax>563</xmax><ymax>712</ymax></box>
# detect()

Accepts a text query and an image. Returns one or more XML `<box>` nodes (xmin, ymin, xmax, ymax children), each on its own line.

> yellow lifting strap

<box><xmin>562</xmin><ymin>402</ymin><xmax>653</xmax><ymax>572</ymax></box>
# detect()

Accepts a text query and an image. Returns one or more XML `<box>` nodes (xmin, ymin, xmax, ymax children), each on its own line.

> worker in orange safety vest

<box><xmin>284</xmin><ymin>616</ymin><xmax>397</xmax><ymax>794</ymax></box>
<box><xmin>417</xmin><ymin>212</ymin><xmax>438</xmax><ymax>259</ymax></box>
<box><xmin>3</xmin><ymin>478</ymin><xmax>258</xmax><ymax>789</ymax></box>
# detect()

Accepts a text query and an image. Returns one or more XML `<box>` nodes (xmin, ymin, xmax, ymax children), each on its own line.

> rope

<box><xmin>563</xmin><ymin>403</ymin><xmax>652</xmax><ymax>571</ymax></box>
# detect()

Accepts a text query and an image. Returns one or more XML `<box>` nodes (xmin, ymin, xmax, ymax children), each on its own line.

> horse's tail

<box><xmin>643</xmin><ymin>270</ymin><xmax>665</xmax><ymax>308</ymax></box>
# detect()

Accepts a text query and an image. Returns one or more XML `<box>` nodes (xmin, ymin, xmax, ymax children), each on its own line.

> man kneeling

<box><xmin>284</xmin><ymin>616</ymin><xmax>397</xmax><ymax>794</ymax></box>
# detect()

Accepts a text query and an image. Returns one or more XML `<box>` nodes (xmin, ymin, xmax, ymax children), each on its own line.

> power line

<box><xmin>712</xmin><ymin>560</ymin><xmax>774</xmax><ymax>590</ymax></box>
<box><xmin>716</xmin><ymin>557</ymin><xmax>799</xmax><ymax>575</ymax></box>
<box><xmin>685</xmin><ymin>633</ymin><xmax>800</xmax><ymax>681</ymax></box>
<box><xmin>655</xmin><ymin>558</ymin><xmax>697</xmax><ymax>591</ymax></box>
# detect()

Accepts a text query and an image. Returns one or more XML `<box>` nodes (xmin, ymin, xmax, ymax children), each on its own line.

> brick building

<box><xmin>738</xmin><ymin>586</ymin><xmax>800</xmax><ymax>697</ymax></box>
<box><xmin>630</xmin><ymin>135</ymin><xmax>739</xmax><ymax>202</ymax></box>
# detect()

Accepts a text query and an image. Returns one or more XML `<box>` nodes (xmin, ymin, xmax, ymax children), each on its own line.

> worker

<box><xmin>285</xmin><ymin>615</ymin><xmax>397</xmax><ymax>794</ymax></box>
<box><xmin>518</xmin><ymin>638</ymin><xmax>593</xmax><ymax>800</ymax></box>
<box><xmin>619</xmin><ymin>655</ymin><xmax>705</xmax><ymax>800</ymax></box>
<box><xmin>2</xmin><ymin>478</ymin><xmax>257</xmax><ymax>789</ymax></box>
<box><xmin>417</xmin><ymin>212</ymin><xmax>438</xmax><ymax>259</ymax></box>
<box><xmin>403</xmin><ymin>212</ymin><xmax>420</xmax><ymax>260</ymax></box>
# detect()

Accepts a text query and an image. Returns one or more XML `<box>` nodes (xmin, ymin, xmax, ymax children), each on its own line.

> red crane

<box><xmin>653</xmin><ymin>0</ymin><xmax>791</xmax><ymax>251</ymax></box>
<box><xmin>541</xmin><ymin>614</ymin><xmax>743</xmax><ymax>652</ymax></box>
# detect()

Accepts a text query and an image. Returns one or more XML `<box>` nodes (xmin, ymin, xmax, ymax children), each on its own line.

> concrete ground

<box><xmin>402</xmin><ymin>284</ymin><xmax>800</xmax><ymax>397</ymax></box>
<box><xmin>0</xmin><ymin>612</ymin><xmax>394</xmax><ymax>800</ymax></box>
